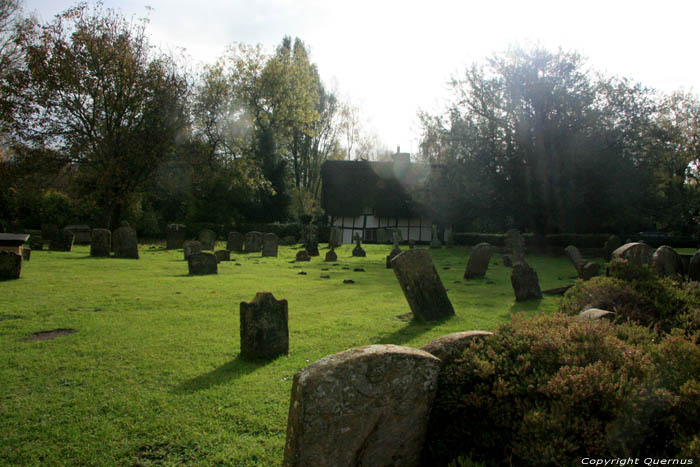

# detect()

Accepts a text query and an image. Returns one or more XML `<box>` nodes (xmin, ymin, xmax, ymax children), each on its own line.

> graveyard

<box><xmin>0</xmin><ymin>241</ymin><xmax>578</xmax><ymax>465</ymax></box>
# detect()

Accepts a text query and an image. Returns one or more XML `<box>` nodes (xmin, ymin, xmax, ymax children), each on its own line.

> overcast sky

<box><xmin>25</xmin><ymin>0</ymin><xmax>700</xmax><ymax>155</ymax></box>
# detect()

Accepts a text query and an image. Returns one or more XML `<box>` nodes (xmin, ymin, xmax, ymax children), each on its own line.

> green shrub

<box><xmin>424</xmin><ymin>313</ymin><xmax>659</xmax><ymax>466</ymax></box>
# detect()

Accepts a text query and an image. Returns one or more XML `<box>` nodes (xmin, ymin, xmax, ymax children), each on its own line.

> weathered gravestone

<box><xmin>296</xmin><ymin>250</ymin><xmax>310</xmax><ymax>262</ymax></box>
<box><xmin>464</xmin><ymin>242</ymin><xmax>492</xmax><ymax>279</ymax></box>
<box><xmin>564</xmin><ymin>245</ymin><xmax>586</xmax><ymax>274</ymax></box>
<box><xmin>90</xmin><ymin>228</ymin><xmax>111</xmax><ymax>257</ymax></box>
<box><xmin>27</xmin><ymin>230</ymin><xmax>43</xmax><ymax>251</ymax></box>
<box><xmin>0</xmin><ymin>251</ymin><xmax>22</xmax><ymax>280</ymax></box>
<box><xmin>689</xmin><ymin>249</ymin><xmax>700</xmax><ymax>282</ymax></box>
<box><xmin>430</xmin><ymin>224</ymin><xmax>442</xmax><ymax>249</ymax></box>
<box><xmin>183</xmin><ymin>240</ymin><xmax>202</xmax><ymax>260</ymax></box>
<box><xmin>611</xmin><ymin>242</ymin><xmax>653</xmax><ymax>267</ymax></box>
<box><xmin>391</xmin><ymin>249</ymin><xmax>455</xmax><ymax>321</ymax></box>
<box><xmin>112</xmin><ymin>224</ymin><xmax>139</xmax><ymax>259</ymax></box>
<box><xmin>505</xmin><ymin>229</ymin><xmax>525</xmax><ymax>265</ymax></box>
<box><xmin>214</xmin><ymin>249</ymin><xmax>231</xmax><ymax>262</ymax></box>
<box><xmin>42</xmin><ymin>224</ymin><xmax>60</xmax><ymax>249</ymax></box>
<box><xmin>604</xmin><ymin>235</ymin><xmax>622</xmax><ymax>261</ymax></box>
<box><xmin>283</xmin><ymin>344</ymin><xmax>441</xmax><ymax>467</ymax></box>
<box><xmin>510</xmin><ymin>262</ymin><xmax>542</xmax><ymax>301</ymax></box>
<box><xmin>227</xmin><ymin>231</ymin><xmax>245</xmax><ymax>253</ymax></box>
<box><xmin>324</xmin><ymin>249</ymin><xmax>337</xmax><ymax>262</ymax></box>
<box><xmin>188</xmin><ymin>252</ymin><xmax>217</xmax><ymax>275</ymax></box>
<box><xmin>198</xmin><ymin>229</ymin><xmax>217</xmax><ymax>250</ymax></box>
<box><xmin>652</xmin><ymin>245</ymin><xmax>684</xmax><ymax>281</ymax></box>
<box><xmin>64</xmin><ymin>225</ymin><xmax>91</xmax><ymax>244</ymax></box>
<box><xmin>581</xmin><ymin>262</ymin><xmax>601</xmax><ymax>281</ymax></box>
<box><xmin>421</xmin><ymin>330</ymin><xmax>493</xmax><ymax>365</ymax></box>
<box><xmin>240</xmin><ymin>292</ymin><xmax>288</xmax><ymax>359</ymax></box>
<box><xmin>245</xmin><ymin>231</ymin><xmax>263</xmax><ymax>253</ymax></box>
<box><xmin>352</xmin><ymin>232</ymin><xmax>366</xmax><ymax>257</ymax></box>
<box><xmin>386</xmin><ymin>230</ymin><xmax>402</xmax><ymax>268</ymax></box>
<box><xmin>166</xmin><ymin>224</ymin><xmax>186</xmax><ymax>249</ymax></box>
<box><xmin>50</xmin><ymin>229</ymin><xmax>74</xmax><ymax>252</ymax></box>
<box><xmin>262</xmin><ymin>233</ymin><xmax>279</xmax><ymax>257</ymax></box>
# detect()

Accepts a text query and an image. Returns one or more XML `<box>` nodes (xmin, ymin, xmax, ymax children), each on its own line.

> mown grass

<box><xmin>0</xmin><ymin>243</ymin><xmax>585</xmax><ymax>465</ymax></box>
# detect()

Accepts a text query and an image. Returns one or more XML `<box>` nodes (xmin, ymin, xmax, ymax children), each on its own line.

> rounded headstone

<box><xmin>112</xmin><ymin>226</ymin><xmax>139</xmax><ymax>259</ymax></box>
<box><xmin>689</xmin><ymin>249</ymin><xmax>700</xmax><ymax>282</ymax></box>
<box><xmin>611</xmin><ymin>242</ymin><xmax>653</xmax><ymax>267</ymax></box>
<box><xmin>464</xmin><ymin>242</ymin><xmax>492</xmax><ymax>279</ymax></box>
<box><xmin>296</xmin><ymin>250</ymin><xmax>310</xmax><ymax>262</ymax></box>
<box><xmin>652</xmin><ymin>245</ymin><xmax>683</xmax><ymax>280</ymax></box>
<box><xmin>578</xmin><ymin>308</ymin><xmax>616</xmax><ymax>320</ymax></box>
<box><xmin>604</xmin><ymin>235</ymin><xmax>622</xmax><ymax>261</ymax></box>
<box><xmin>198</xmin><ymin>229</ymin><xmax>217</xmax><ymax>250</ymax></box>
<box><xmin>581</xmin><ymin>261</ymin><xmax>601</xmax><ymax>281</ymax></box>
<box><xmin>324</xmin><ymin>249</ymin><xmax>337</xmax><ymax>262</ymax></box>
<box><xmin>214</xmin><ymin>249</ymin><xmax>231</xmax><ymax>262</ymax></box>
<box><xmin>90</xmin><ymin>228</ymin><xmax>111</xmax><ymax>257</ymax></box>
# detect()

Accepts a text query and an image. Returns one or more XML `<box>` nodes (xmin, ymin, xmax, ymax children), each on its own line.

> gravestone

<box><xmin>90</xmin><ymin>228</ymin><xmax>111</xmax><ymax>257</ymax></box>
<box><xmin>214</xmin><ymin>249</ymin><xmax>231</xmax><ymax>262</ymax></box>
<box><xmin>64</xmin><ymin>224</ymin><xmax>91</xmax><ymax>244</ymax></box>
<box><xmin>305</xmin><ymin>242</ymin><xmax>319</xmax><ymax>257</ymax></box>
<box><xmin>604</xmin><ymin>235</ymin><xmax>622</xmax><ymax>261</ymax></box>
<box><xmin>611</xmin><ymin>242</ymin><xmax>653</xmax><ymax>267</ymax></box>
<box><xmin>0</xmin><ymin>251</ymin><xmax>22</xmax><ymax>280</ymax></box>
<box><xmin>329</xmin><ymin>227</ymin><xmax>343</xmax><ymax>249</ymax></box>
<box><xmin>579</xmin><ymin>308</ymin><xmax>616</xmax><ymax>320</ymax></box>
<box><xmin>296</xmin><ymin>250</ymin><xmax>310</xmax><ymax>262</ymax></box>
<box><xmin>227</xmin><ymin>231</ymin><xmax>245</xmax><ymax>252</ymax></box>
<box><xmin>42</xmin><ymin>224</ymin><xmax>60</xmax><ymax>249</ymax></box>
<box><xmin>324</xmin><ymin>249</ymin><xmax>337</xmax><ymax>262</ymax></box>
<box><xmin>385</xmin><ymin>231</ymin><xmax>402</xmax><ymax>268</ymax></box>
<box><xmin>510</xmin><ymin>263</ymin><xmax>542</xmax><ymax>301</ymax></box>
<box><xmin>652</xmin><ymin>246</ymin><xmax>683</xmax><ymax>280</ymax></box>
<box><xmin>302</xmin><ymin>224</ymin><xmax>319</xmax><ymax>256</ymax></box>
<box><xmin>421</xmin><ymin>331</ymin><xmax>492</xmax><ymax>365</ymax></box>
<box><xmin>581</xmin><ymin>261</ymin><xmax>601</xmax><ymax>281</ymax></box>
<box><xmin>183</xmin><ymin>240</ymin><xmax>202</xmax><ymax>260</ymax></box>
<box><xmin>27</xmin><ymin>230</ymin><xmax>43</xmax><ymax>251</ymax></box>
<box><xmin>198</xmin><ymin>229</ymin><xmax>217</xmax><ymax>250</ymax></box>
<box><xmin>245</xmin><ymin>231</ymin><xmax>263</xmax><ymax>253</ymax></box>
<box><xmin>352</xmin><ymin>232</ymin><xmax>366</xmax><ymax>257</ymax></box>
<box><xmin>505</xmin><ymin>229</ymin><xmax>525</xmax><ymax>265</ymax></box>
<box><xmin>113</xmin><ymin>225</ymin><xmax>139</xmax><ymax>259</ymax></box>
<box><xmin>689</xmin><ymin>249</ymin><xmax>700</xmax><ymax>282</ymax></box>
<box><xmin>240</xmin><ymin>292</ymin><xmax>288</xmax><ymax>359</ymax></box>
<box><xmin>262</xmin><ymin>233</ymin><xmax>279</xmax><ymax>257</ymax></box>
<box><xmin>166</xmin><ymin>224</ymin><xmax>186</xmax><ymax>249</ymax></box>
<box><xmin>188</xmin><ymin>252</ymin><xmax>217</xmax><ymax>275</ymax></box>
<box><xmin>564</xmin><ymin>245</ymin><xmax>586</xmax><ymax>275</ymax></box>
<box><xmin>51</xmin><ymin>229</ymin><xmax>74</xmax><ymax>252</ymax></box>
<box><xmin>391</xmin><ymin>249</ymin><xmax>455</xmax><ymax>321</ymax></box>
<box><xmin>283</xmin><ymin>344</ymin><xmax>440</xmax><ymax>467</ymax></box>
<box><xmin>464</xmin><ymin>242</ymin><xmax>492</xmax><ymax>279</ymax></box>
<box><xmin>430</xmin><ymin>224</ymin><xmax>442</xmax><ymax>249</ymax></box>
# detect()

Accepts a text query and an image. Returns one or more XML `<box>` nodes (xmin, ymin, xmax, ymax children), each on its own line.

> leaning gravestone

<box><xmin>295</xmin><ymin>250</ymin><xmax>310</xmax><ymax>262</ymax></box>
<box><xmin>611</xmin><ymin>242</ymin><xmax>653</xmax><ymax>267</ymax></box>
<box><xmin>352</xmin><ymin>232</ymin><xmax>366</xmax><ymax>257</ymax></box>
<box><xmin>391</xmin><ymin>249</ymin><xmax>455</xmax><ymax>321</ymax></box>
<box><xmin>0</xmin><ymin>251</ymin><xmax>22</xmax><ymax>280</ymax></box>
<box><xmin>227</xmin><ymin>231</ymin><xmax>245</xmax><ymax>253</ymax></box>
<box><xmin>198</xmin><ymin>229</ymin><xmax>217</xmax><ymax>250</ymax></box>
<box><xmin>604</xmin><ymin>235</ymin><xmax>622</xmax><ymax>261</ymax></box>
<box><xmin>245</xmin><ymin>231</ymin><xmax>263</xmax><ymax>253</ymax></box>
<box><xmin>51</xmin><ymin>229</ymin><xmax>74</xmax><ymax>252</ymax></box>
<box><xmin>386</xmin><ymin>231</ymin><xmax>402</xmax><ymax>268</ymax></box>
<box><xmin>510</xmin><ymin>263</ymin><xmax>542</xmax><ymax>301</ymax></box>
<box><xmin>166</xmin><ymin>224</ymin><xmax>186</xmax><ymax>249</ymax></box>
<box><xmin>214</xmin><ymin>249</ymin><xmax>231</xmax><ymax>262</ymax></box>
<box><xmin>113</xmin><ymin>224</ymin><xmax>139</xmax><ymax>259</ymax></box>
<box><xmin>90</xmin><ymin>228</ymin><xmax>111</xmax><ymax>257</ymax></box>
<box><xmin>564</xmin><ymin>245</ymin><xmax>586</xmax><ymax>275</ymax></box>
<box><xmin>262</xmin><ymin>233</ymin><xmax>279</xmax><ymax>257</ymax></box>
<box><xmin>430</xmin><ymin>224</ymin><xmax>442</xmax><ymax>249</ymax></box>
<box><xmin>324</xmin><ymin>248</ymin><xmax>337</xmax><ymax>262</ymax></box>
<box><xmin>464</xmin><ymin>242</ymin><xmax>492</xmax><ymax>279</ymax></box>
<box><xmin>283</xmin><ymin>344</ymin><xmax>441</xmax><ymax>467</ymax></box>
<box><xmin>421</xmin><ymin>331</ymin><xmax>493</xmax><ymax>365</ymax></box>
<box><xmin>183</xmin><ymin>240</ymin><xmax>202</xmax><ymax>260</ymax></box>
<box><xmin>689</xmin><ymin>249</ymin><xmax>700</xmax><ymax>282</ymax></box>
<box><xmin>188</xmin><ymin>252</ymin><xmax>217</xmax><ymax>275</ymax></box>
<box><xmin>505</xmin><ymin>229</ymin><xmax>525</xmax><ymax>265</ymax></box>
<box><xmin>240</xmin><ymin>292</ymin><xmax>288</xmax><ymax>359</ymax></box>
<box><xmin>652</xmin><ymin>246</ymin><xmax>683</xmax><ymax>280</ymax></box>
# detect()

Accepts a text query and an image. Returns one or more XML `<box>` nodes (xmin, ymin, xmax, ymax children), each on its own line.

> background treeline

<box><xmin>1</xmin><ymin>1</ymin><xmax>699</xmax><ymax>237</ymax></box>
<box><xmin>418</xmin><ymin>47</ymin><xmax>700</xmax><ymax>236</ymax></box>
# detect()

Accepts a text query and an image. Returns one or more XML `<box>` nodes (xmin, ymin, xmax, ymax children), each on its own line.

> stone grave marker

<box><xmin>90</xmin><ymin>228</ymin><xmax>111</xmax><ymax>257</ymax></box>
<box><xmin>579</xmin><ymin>308</ymin><xmax>616</xmax><ymax>320</ymax></box>
<box><xmin>198</xmin><ymin>229</ymin><xmax>217</xmax><ymax>250</ymax></box>
<box><xmin>689</xmin><ymin>249</ymin><xmax>700</xmax><ymax>282</ymax></box>
<box><xmin>464</xmin><ymin>242</ymin><xmax>492</xmax><ymax>279</ymax></box>
<box><xmin>42</xmin><ymin>224</ymin><xmax>60</xmax><ymax>249</ymax></box>
<box><xmin>385</xmin><ymin>230</ymin><xmax>402</xmax><ymax>268</ymax></box>
<box><xmin>227</xmin><ymin>231</ymin><xmax>245</xmax><ymax>252</ymax></box>
<box><xmin>64</xmin><ymin>224</ymin><xmax>91</xmax><ymax>244</ymax></box>
<box><xmin>611</xmin><ymin>242</ymin><xmax>653</xmax><ymax>267</ymax></box>
<box><xmin>0</xmin><ymin>251</ymin><xmax>22</xmax><ymax>280</ymax></box>
<box><xmin>262</xmin><ymin>233</ymin><xmax>279</xmax><ymax>257</ymax></box>
<box><xmin>604</xmin><ymin>235</ymin><xmax>622</xmax><ymax>261</ymax></box>
<box><xmin>510</xmin><ymin>263</ymin><xmax>542</xmax><ymax>301</ymax></box>
<box><xmin>391</xmin><ymin>249</ymin><xmax>455</xmax><ymax>321</ymax></box>
<box><xmin>564</xmin><ymin>245</ymin><xmax>586</xmax><ymax>275</ymax></box>
<box><xmin>581</xmin><ymin>262</ymin><xmax>601</xmax><ymax>280</ymax></box>
<box><xmin>214</xmin><ymin>249</ymin><xmax>231</xmax><ymax>262</ymax></box>
<box><xmin>324</xmin><ymin>249</ymin><xmax>337</xmax><ymax>262</ymax></box>
<box><xmin>113</xmin><ymin>224</ymin><xmax>139</xmax><ymax>259</ymax></box>
<box><xmin>652</xmin><ymin>245</ymin><xmax>683</xmax><ymax>280</ymax></box>
<box><xmin>183</xmin><ymin>240</ymin><xmax>202</xmax><ymax>260</ymax></box>
<box><xmin>245</xmin><ymin>231</ymin><xmax>263</xmax><ymax>253</ymax></box>
<box><xmin>188</xmin><ymin>252</ymin><xmax>218</xmax><ymax>275</ymax></box>
<box><xmin>283</xmin><ymin>344</ymin><xmax>440</xmax><ymax>467</ymax></box>
<box><xmin>352</xmin><ymin>232</ymin><xmax>366</xmax><ymax>257</ymax></box>
<box><xmin>240</xmin><ymin>292</ymin><xmax>288</xmax><ymax>359</ymax></box>
<box><xmin>166</xmin><ymin>224</ymin><xmax>186</xmax><ymax>249</ymax></box>
<box><xmin>430</xmin><ymin>224</ymin><xmax>442</xmax><ymax>249</ymax></box>
<box><xmin>50</xmin><ymin>228</ymin><xmax>74</xmax><ymax>252</ymax></box>
<box><xmin>295</xmin><ymin>250</ymin><xmax>311</xmax><ymax>262</ymax></box>
<box><xmin>27</xmin><ymin>230</ymin><xmax>43</xmax><ymax>251</ymax></box>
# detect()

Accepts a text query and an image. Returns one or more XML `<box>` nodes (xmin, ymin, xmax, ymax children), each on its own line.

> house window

<box><xmin>364</xmin><ymin>228</ymin><xmax>377</xmax><ymax>243</ymax></box>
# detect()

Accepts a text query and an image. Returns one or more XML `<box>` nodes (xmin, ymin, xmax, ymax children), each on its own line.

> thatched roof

<box><xmin>321</xmin><ymin>160</ymin><xmax>446</xmax><ymax>218</ymax></box>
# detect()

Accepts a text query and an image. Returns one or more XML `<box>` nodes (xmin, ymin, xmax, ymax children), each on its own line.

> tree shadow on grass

<box><xmin>371</xmin><ymin>315</ymin><xmax>448</xmax><ymax>346</ymax></box>
<box><xmin>173</xmin><ymin>355</ymin><xmax>270</xmax><ymax>393</ymax></box>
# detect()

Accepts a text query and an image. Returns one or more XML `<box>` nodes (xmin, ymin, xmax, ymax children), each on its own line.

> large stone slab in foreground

<box><xmin>391</xmin><ymin>249</ymin><xmax>455</xmax><ymax>321</ymax></box>
<box><xmin>283</xmin><ymin>344</ymin><xmax>441</xmax><ymax>467</ymax></box>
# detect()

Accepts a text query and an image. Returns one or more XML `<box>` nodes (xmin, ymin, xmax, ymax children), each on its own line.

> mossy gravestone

<box><xmin>324</xmin><ymin>249</ymin><xmax>337</xmax><ymax>262</ymax></box>
<box><xmin>296</xmin><ymin>250</ymin><xmax>310</xmax><ymax>262</ymax></box>
<box><xmin>262</xmin><ymin>233</ymin><xmax>279</xmax><ymax>257</ymax></box>
<box><xmin>183</xmin><ymin>240</ymin><xmax>202</xmax><ymax>260</ymax></box>
<box><xmin>464</xmin><ymin>242</ymin><xmax>492</xmax><ymax>279</ymax></box>
<box><xmin>188</xmin><ymin>252</ymin><xmax>217</xmax><ymax>275</ymax></box>
<box><xmin>391</xmin><ymin>249</ymin><xmax>455</xmax><ymax>321</ymax></box>
<box><xmin>689</xmin><ymin>249</ymin><xmax>700</xmax><ymax>282</ymax></box>
<box><xmin>0</xmin><ymin>251</ymin><xmax>22</xmax><ymax>280</ymax></box>
<box><xmin>652</xmin><ymin>246</ymin><xmax>683</xmax><ymax>281</ymax></box>
<box><xmin>510</xmin><ymin>263</ymin><xmax>542</xmax><ymax>301</ymax></box>
<box><xmin>90</xmin><ymin>228</ymin><xmax>111</xmax><ymax>257</ymax></box>
<box><xmin>214</xmin><ymin>249</ymin><xmax>231</xmax><ymax>262</ymax></box>
<box><xmin>283</xmin><ymin>344</ymin><xmax>440</xmax><ymax>467</ymax></box>
<box><xmin>611</xmin><ymin>242</ymin><xmax>653</xmax><ymax>267</ymax></box>
<box><xmin>227</xmin><ymin>231</ymin><xmax>244</xmax><ymax>253</ymax></box>
<box><xmin>240</xmin><ymin>292</ymin><xmax>288</xmax><ymax>359</ymax></box>
<box><xmin>245</xmin><ymin>231</ymin><xmax>263</xmax><ymax>253</ymax></box>
<box><xmin>51</xmin><ymin>229</ymin><xmax>74</xmax><ymax>252</ymax></box>
<box><xmin>166</xmin><ymin>224</ymin><xmax>186</xmax><ymax>249</ymax></box>
<box><xmin>198</xmin><ymin>229</ymin><xmax>217</xmax><ymax>250</ymax></box>
<box><xmin>113</xmin><ymin>225</ymin><xmax>139</xmax><ymax>259</ymax></box>
<box><xmin>351</xmin><ymin>233</ymin><xmax>366</xmax><ymax>257</ymax></box>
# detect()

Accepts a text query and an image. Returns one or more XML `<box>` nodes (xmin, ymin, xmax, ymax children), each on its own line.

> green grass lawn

<box><xmin>0</xmin><ymin>243</ymin><xmax>583</xmax><ymax>466</ymax></box>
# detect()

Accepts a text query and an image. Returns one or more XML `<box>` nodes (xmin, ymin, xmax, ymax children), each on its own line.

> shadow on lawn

<box><xmin>371</xmin><ymin>315</ymin><xmax>446</xmax><ymax>346</ymax></box>
<box><xmin>174</xmin><ymin>355</ymin><xmax>269</xmax><ymax>393</ymax></box>
<box><xmin>507</xmin><ymin>298</ymin><xmax>544</xmax><ymax>317</ymax></box>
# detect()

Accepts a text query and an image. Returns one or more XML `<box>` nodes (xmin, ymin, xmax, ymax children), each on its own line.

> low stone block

<box><xmin>0</xmin><ymin>251</ymin><xmax>22</xmax><ymax>280</ymax></box>
<box><xmin>188</xmin><ymin>252</ymin><xmax>218</xmax><ymax>275</ymax></box>
<box><xmin>214</xmin><ymin>249</ymin><xmax>231</xmax><ymax>262</ymax></box>
<box><xmin>296</xmin><ymin>250</ymin><xmax>310</xmax><ymax>262</ymax></box>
